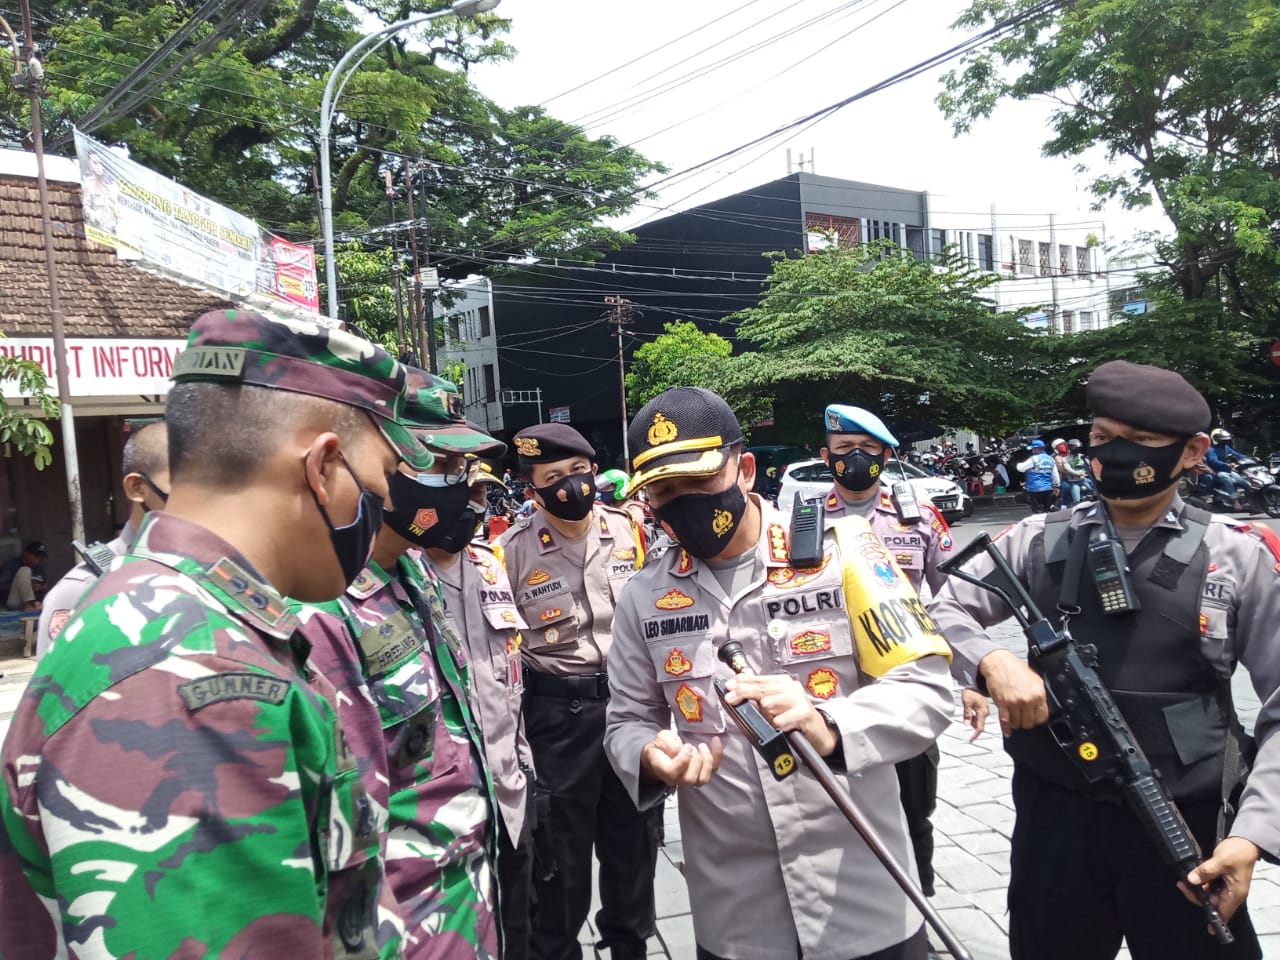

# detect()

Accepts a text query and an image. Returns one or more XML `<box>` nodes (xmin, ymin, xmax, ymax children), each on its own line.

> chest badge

<box><xmin>540</xmin><ymin>608</ymin><xmax>562</xmax><ymax>621</ymax></box>
<box><xmin>664</xmin><ymin>648</ymin><xmax>693</xmax><ymax>676</ymax></box>
<box><xmin>806</xmin><ymin>668</ymin><xmax>838</xmax><ymax>700</ymax></box>
<box><xmin>675</xmin><ymin>682</ymin><xmax>703</xmax><ymax>722</ymax></box>
<box><xmin>790</xmin><ymin>631</ymin><xmax>832</xmax><ymax>656</ymax></box>
<box><xmin>528</xmin><ymin>569</ymin><xmax>550</xmax><ymax>585</ymax></box>
<box><xmin>545</xmin><ymin>626</ymin><xmax>561</xmax><ymax>644</ymax></box>
<box><xmin>1199</xmin><ymin>612</ymin><xmax>1209</xmax><ymax>635</ymax></box>
<box><xmin>655</xmin><ymin>589</ymin><xmax>695</xmax><ymax>610</ymax></box>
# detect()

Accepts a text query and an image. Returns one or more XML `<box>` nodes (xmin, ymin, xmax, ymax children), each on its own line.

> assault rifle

<box><xmin>940</xmin><ymin>533</ymin><xmax>1234</xmax><ymax>944</ymax></box>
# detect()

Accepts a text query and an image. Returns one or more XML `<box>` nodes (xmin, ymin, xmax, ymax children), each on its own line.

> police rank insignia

<box><xmin>675</xmin><ymin>682</ymin><xmax>703</xmax><ymax>722</ymax></box>
<box><xmin>538</xmin><ymin>529</ymin><xmax>555</xmax><ymax>546</ymax></box>
<box><xmin>675</xmin><ymin>550</ymin><xmax>693</xmax><ymax>574</ymax></box>
<box><xmin>655</xmin><ymin>589</ymin><xmax>695</xmax><ymax>610</ymax></box>
<box><xmin>806</xmin><ymin>668</ymin><xmax>838</xmax><ymax>700</ymax></box>
<box><xmin>664</xmin><ymin>648</ymin><xmax>693</xmax><ymax>676</ymax></box>
<box><xmin>767</xmin><ymin>524</ymin><xmax>788</xmax><ymax>564</ymax></box>
<box><xmin>514</xmin><ymin>436</ymin><xmax>541</xmax><ymax>457</ymax></box>
<box><xmin>648</xmin><ymin>412</ymin><xmax>679</xmax><ymax>445</ymax></box>
<box><xmin>790</xmin><ymin>631</ymin><xmax>832</xmax><ymax>656</ymax></box>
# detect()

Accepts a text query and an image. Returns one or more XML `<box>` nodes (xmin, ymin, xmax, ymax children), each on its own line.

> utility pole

<box><xmin>1048</xmin><ymin>211</ymin><xmax>1061</xmax><ymax>333</ymax></box>
<box><xmin>404</xmin><ymin>161</ymin><xmax>425</xmax><ymax>366</ymax></box>
<box><xmin>384</xmin><ymin>169</ymin><xmax>406</xmax><ymax>356</ymax></box>
<box><xmin>415</xmin><ymin>162</ymin><xmax>438</xmax><ymax>374</ymax></box>
<box><xmin>11</xmin><ymin>0</ymin><xmax>85</xmax><ymax>544</ymax></box>
<box><xmin>605</xmin><ymin>295</ymin><xmax>633</xmax><ymax>467</ymax></box>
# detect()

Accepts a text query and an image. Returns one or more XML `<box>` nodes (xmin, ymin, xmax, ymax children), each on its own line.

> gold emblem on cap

<box><xmin>515</xmin><ymin>437</ymin><xmax>541</xmax><ymax>457</ymax></box>
<box><xmin>648</xmin><ymin>412</ymin><xmax>679</xmax><ymax>446</ymax></box>
<box><xmin>711</xmin><ymin>509</ymin><xmax>734</xmax><ymax>537</ymax></box>
<box><xmin>1134</xmin><ymin>463</ymin><xmax>1156</xmax><ymax>484</ymax></box>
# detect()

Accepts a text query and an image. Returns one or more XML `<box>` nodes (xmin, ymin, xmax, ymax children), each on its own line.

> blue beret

<box><xmin>823</xmin><ymin>404</ymin><xmax>898</xmax><ymax>446</ymax></box>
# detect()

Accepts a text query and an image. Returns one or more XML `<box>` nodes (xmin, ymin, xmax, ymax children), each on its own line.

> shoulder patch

<box><xmin>178</xmin><ymin>671</ymin><xmax>290</xmax><ymax>711</ymax></box>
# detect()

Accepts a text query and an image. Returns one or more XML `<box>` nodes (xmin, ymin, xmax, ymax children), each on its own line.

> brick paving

<box><xmin>2</xmin><ymin>506</ymin><xmax>1276</xmax><ymax>959</ymax></box>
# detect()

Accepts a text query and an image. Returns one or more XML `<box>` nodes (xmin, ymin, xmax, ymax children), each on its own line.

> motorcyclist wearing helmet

<box><xmin>1207</xmin><ymin>428</ymin><xmax>1249</xmax><ymax>506</ymax></box>
<box><xmin>596</xmin><ymin>467</ymin><xmax>651</xmax><ymax>536</ymax></box>
<box><xmin>1052</xmin><ymin>437</ymin><xmax>1087</xmax><ymax>506</ymax></box>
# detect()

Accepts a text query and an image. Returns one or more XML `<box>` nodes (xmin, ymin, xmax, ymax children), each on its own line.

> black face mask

<box><xmin>830</xmin><ymin>449</ymin><xmax>885</xmax><ymax>492</ymax></box>
<box><xmin>653</xmin><ymin>468</ymin><xmax>748</xmax><ymax>560</ymax></box>
<box><xmin>311</xmin><ymin>455</ymin><xmax>385</xmax><ymax>587</ymax></box>
<box><xmin>383</xmin><ymin>470</ymin><xmax>474</xmax><ymax>549</ymax></box>
<box><xmin>535</xmin><ymin>471</ymin><xmax>597</xmax><ymax>522</ymax></box>
<box><xmin>1090</xmin><ymin>436</ymin><xmax>1187</xmax><ymax>501</ymax></box>
<box><xmin>437</xmin><ymin>503</ymin><xmax>486</xmax><ymax>553</ymax></box>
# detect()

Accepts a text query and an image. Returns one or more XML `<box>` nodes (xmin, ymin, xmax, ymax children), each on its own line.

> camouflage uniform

<box><xmin>297</xmin><ymin>551</ymin><xmax>499</xmax><ymax>960</ymax></box>
<box><xmin>0</xmin><ymin>309</ymin><xmax>428</xmax><ymax>958</ymax></box>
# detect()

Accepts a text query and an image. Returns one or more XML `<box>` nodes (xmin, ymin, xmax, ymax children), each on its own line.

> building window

<box><xmin>1018</xmin><ymin>239</ymin><xmax>1033</xmax><ymax>275</ymax></box>
<box><xmin>1076</xmin><ymin>246</ymin><xmax>1090</xmax><ymax>275</ymax></box>
<box><xmin>448</xmin><ymin>315</ymin><xmax>461</xmax><ymax>342</ymax></box>
<box><xmin>1061</xmin><ymin>310</ymin><xmax>1074</xmax><ymax>334</ymax></box>
<box><xmin>905</xmin><ymin>227</ymin><xmax>925</xmax><ymax>257</ymax></box>
<box><xmin>978</xmin><ymin>234</ymin><xmax>994</xmax><ymax>271</ymax></box>
<box><xmin>1078</xmin><ymin>311</ymin><xmax>1093</xmax><ymax>332</ymax></box>
<box><xmin>1038</xmin><ymin>242</ymin><xmax>1051</xmax><ymax>276</ymax></box>
<box><xmin>1059</xmin><ymin>245</ymin><xmax>1071</xmax><ymax>276</ymax></box>
<box><xmin>483</xmin><ymin>364</ymin><xmax>497</xmax><ymax>403</ymax></box>
<box><xmin>479</xmin><ymin>305</ymin><xmax>491</xmax><ymax>338</ymax></box>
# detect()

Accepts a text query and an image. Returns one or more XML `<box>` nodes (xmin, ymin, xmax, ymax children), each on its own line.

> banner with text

<box><xmin>257</xmin><ymin>234</ymin><xmax>321</xmax><ymax>313</ymax></box>
<box><xmin>0</xmin><ymin>337</ymin><xmax>185</xmax><ymax>399</ymax></box>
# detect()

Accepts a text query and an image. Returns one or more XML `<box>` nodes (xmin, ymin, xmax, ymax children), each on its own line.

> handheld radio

<box><xmin>72</xmin><ymin>540</ymin><xmax>116</xmax><ymax>578</ymax></box>
<box><xmin>788</xmin><ymin>492</ymin><xmax>825</xmax><ymax>569</ymax></box>
<box><xmin>1088</xmin><ymin>535</ymin><xmax>1141</xmax><ymax>614</ymax></box>
<box><xmin>889</xmin><ymin>449</ymin><xmax>923</xmax><ymax>524</ymax></box>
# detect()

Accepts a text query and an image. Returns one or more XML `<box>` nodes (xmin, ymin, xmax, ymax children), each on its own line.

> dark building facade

<box><xmin>492</xmin><ymin>173</ymin><xmax>988</xmax><ymax>468</ymax></box>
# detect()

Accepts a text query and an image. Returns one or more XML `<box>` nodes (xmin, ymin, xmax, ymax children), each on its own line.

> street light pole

<box><xmin>11</xmin><ymin>0</ymin><xmax>86</xmax><ymax>544</ymax></box>
<box><xmin>319</xmin><ymin>0</ymin><xmax>500</xmax><ymax>323</ymax></box>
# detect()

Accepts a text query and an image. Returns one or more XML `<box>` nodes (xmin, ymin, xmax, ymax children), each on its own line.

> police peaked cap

<box><xmin>823</xmin><ymin>404</ymin><xmax>898</xmax><ymax>447</ymax></box>
<box><xmin>1087</xmin><ymin>360</ymin><xmax>1211</xmax><ymax>437</ymax></box>
<box><xmin>512</xmin><ymin>422</ymin><xmax>595</xmax><ymax>464</ymax></box>
<box><xmin>628</xmin><ymin>387</ymin><xmax>743</xmax><ymax>492</ymax></box>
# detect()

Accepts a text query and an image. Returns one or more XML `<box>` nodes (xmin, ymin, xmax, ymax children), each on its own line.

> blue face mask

<box><xmin>310</xmin><ymin>455</ymin><xmax>385</xmax><ymax>586</ymax></box>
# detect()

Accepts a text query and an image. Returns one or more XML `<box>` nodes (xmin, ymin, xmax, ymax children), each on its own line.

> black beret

<box><xmin>512</xmin><ymin>423</ymin><xmax>595</xmax><ymax>464</ymax></box>
<box><xmin>1086</xmin><ymin>360</ymin><xmax>1211</xmax><ymax>437</ymax></box>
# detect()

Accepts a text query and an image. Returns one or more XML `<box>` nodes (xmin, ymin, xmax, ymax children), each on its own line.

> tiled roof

<box><xmin>0</xmin><ymin>174</ymin><xmax>231</xmax><ymax>338</ymax></box>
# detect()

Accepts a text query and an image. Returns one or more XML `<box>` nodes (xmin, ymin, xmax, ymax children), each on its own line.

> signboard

<box><xmin>258</xmin><ymin>235</ymin><xmax>320</xmax><ymax>313</ymax></box>
<box><xmin>1122</xmin><ymin>300</ymin><xmax>1149</xmax><ymax>316</ymax></box>
<box><xmin>74</xmin><ymin>131</ymin><xmax>261</xmax><ymax>298</ymax></box>
<box><xmin>1270</xmin><ymin>341</ymin><xmax>1280</xmax><ymax>368</ymax></box>
<box><xmin>549</xmin><ymin>405</ymin><xmax>571</xmax><ymax>423</ymax></box>
<box><xmin>1020</xmin><ymin>311</ymin><xmax>1050</xmax><ymax>331</ymax></box>
<box><xmin>0</xmin><ymin>337</ymin><xmax>185</xmax><ymax>399</ymax></box>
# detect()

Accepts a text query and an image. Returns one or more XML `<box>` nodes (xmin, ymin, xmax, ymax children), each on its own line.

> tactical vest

<box><xmin>1008</xmin><ymin>505</ymin><xmax>1233</xmax><ymax>802</ymax></box>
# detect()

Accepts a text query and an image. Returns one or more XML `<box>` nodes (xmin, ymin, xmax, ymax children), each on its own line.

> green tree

<box><xmin>724</xmin><ymin>242</ymin><xmax>1042</xmax><ymax>436</ymax></box>
<box><xmin>0</xmin><ymin>343</ymin><xmax>60</xmax><ymax>469</ymax></box>
<box><xmin>938</xmin><ymin>0</ymin><xmax>1280</xmax><ymax>400</ymax></box>
<box><xmin>3</xmin><ymin>2</ymin><xmax>662</xmax><ymax>296</ymax></box>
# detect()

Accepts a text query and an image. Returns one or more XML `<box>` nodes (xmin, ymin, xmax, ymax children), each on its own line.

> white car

<box><xmin>775</xmin><ymin>458</ymin><xmax>971</xmax><ymax>522</ymax></box>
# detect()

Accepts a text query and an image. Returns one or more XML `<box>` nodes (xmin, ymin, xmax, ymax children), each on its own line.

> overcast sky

<box><xmin>469</xmin><ymin>0</ymin><xmax>1165</xmax><ymax>255</ymax></box>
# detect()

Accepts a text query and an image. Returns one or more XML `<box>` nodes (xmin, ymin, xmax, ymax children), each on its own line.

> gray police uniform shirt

<box><xmin>496</xmin><ymin>503</ymin><xmax>642</xmax><ymax>677</ymax></box>
<box><xmin>36</xmin><ymin>524</ymin><xmax>135</xmax><ymax>659</ymax></box>
<box><xmin>930</xmin><ymin>498</ymin><xmax>1280</xmax><ymax>860</ymax></box>
<box><xmin>821</xmin><ymin>485</ymin><xmax>954</xmax><ymax>595</ymax></box>
<box><xmin>435</xmin><ymin>542</ymin><xmax>535</xmax><ymax>841</ymax></box>
<box><xmin>604</xmin><ymin>498</ymin><xmax>954</xmax><ymax>960</ymax></box>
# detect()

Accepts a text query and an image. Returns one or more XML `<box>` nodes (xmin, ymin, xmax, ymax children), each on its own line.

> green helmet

<box><xmin>596</xmin><ymin>468</ymin><xmax>630</xmax><ymax>502</ymax></box>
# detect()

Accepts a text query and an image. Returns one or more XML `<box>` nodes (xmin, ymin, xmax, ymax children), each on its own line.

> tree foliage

<box><xmin>723</xmin><ymin>242</ymin><xmax>1042</xmax><ymax>436</ymax></box>
<box><xmin>938</xmin><ymin>0</ymin><xmax>1280</xmax><ymax>409</ymax></box>
<box><xmin>2</xmin><ymin>1</ymin><xmax>663</xmax><ymax>309</ymax></box>
<box><xmin>0</xmin><ymin>341</ymin><xmax>60</xmax><ymax>470</ymax></box>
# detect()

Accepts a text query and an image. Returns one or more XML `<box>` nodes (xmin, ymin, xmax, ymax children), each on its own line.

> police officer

<box><xmin>931</xmin><ymin>360</ymin><xmax>1280</xmax><ymax>960</ymax></box>
<box><xmin>605</xmin><ymin>387</ymin><xmax>954</xmax><ymax>960</ymax></box>
<box><xmin>37</xmin><ymin>419</ymin><xmax>170</xmax><ymax>658</ymax></box>
<box><xmin>497</xmin><ymin>423</ymin><xmax>656</xmax><ymax>960</ymax></box>
<box><xmin>818</xmin><ymin>404</ymin><xmax>988</xmax><ymax>924</ymax></box>
<box><xmin>0</xmin><ymin>309</ymin><xmax>427</xmax><ymax>957</ymax></box>
<box><xmin>293</xmin><ymin>368</ymin><xmax>500</xmax><ymax>960</ymax></box>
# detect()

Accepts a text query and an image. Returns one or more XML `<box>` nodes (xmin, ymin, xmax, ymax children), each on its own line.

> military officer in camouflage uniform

<box><xmin>497</xmin><ymin>423</ymin><xmax>657</xmax><ymax>960</ymax></box>
<box><xmin>0</xmin><ymin>309</ymin><xmax>430</xmax><ymax>958</ymax></box>
<box><xmin>410</xmin><ymin>404</ymin><xmax>537</xmax><ymax>960</ymax></box>
<box><xmin>605</xmin><ymin>387</ymin><xmax>954</xmax><ymax>960</ymax></box>
<box><xmin>817</xmin><ymin>404</ymin><xmax>987</xmax><ymax>914</ymax></box>
<box><xmin>294</xmin><ymin>368</ymin><xmax>500</xmax><ymax>960</ymax></box>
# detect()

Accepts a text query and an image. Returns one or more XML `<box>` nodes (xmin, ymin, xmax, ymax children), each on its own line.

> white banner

<box><xmin>0</xmin><ymin>337</ymin><xmax>185</xmax><ymax>399</ymax></box>
<box><xmin>74</xmin><ymin>131</ymin><xmax>260</xmax><ymax>298</ymax></box>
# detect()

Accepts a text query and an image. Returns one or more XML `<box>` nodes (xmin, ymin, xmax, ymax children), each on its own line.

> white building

<box><xmin>435</xmin><ymin>277</ymin><xmax>505</xmax><ymax>435</ymax></box>
<box><xmin>947</xmin><ymin>218</ymin><xmax>1115</xmax><ymax>335</ymax></box>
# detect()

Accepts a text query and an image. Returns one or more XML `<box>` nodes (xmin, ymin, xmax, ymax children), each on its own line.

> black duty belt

<box><xmin>523</xmin><ymin>668</ymin><xmax>610</xmax><ymax>700</ymax></box>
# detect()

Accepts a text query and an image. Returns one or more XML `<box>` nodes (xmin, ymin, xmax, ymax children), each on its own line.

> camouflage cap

<box><xmin>172</xmin><ymin>309</ymin><xmax>432</xmax><ymax>470</ymax></box>
<box><xmin>401</xmin><ymin>366</ymin><xmax>507</xmax><ymax>457</ymax></box>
